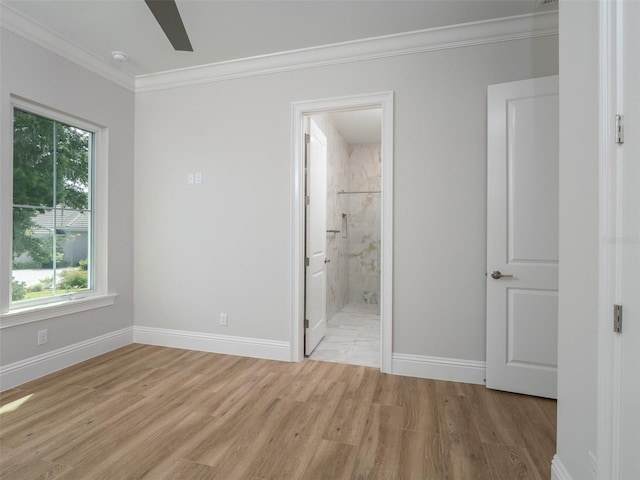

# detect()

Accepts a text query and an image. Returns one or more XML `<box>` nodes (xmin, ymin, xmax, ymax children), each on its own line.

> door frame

<box><xmin>596</xmin><ymin>0</ymin><xmax>623</xmax><ymax>478</ymax></box>
<box><xmin>290</xmin><ymin>91</ymin><xmax>394</xmax><ymax>372</ymax></box>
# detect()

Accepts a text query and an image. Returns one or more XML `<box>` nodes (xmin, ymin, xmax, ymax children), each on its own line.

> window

<box><xmin>11</xmin><ymin>106</ymin><xmax>95</xmax><ymax>308</ymax></box>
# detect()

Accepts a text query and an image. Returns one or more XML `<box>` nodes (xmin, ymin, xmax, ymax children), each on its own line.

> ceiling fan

<box><xmin>144</xmin><ymin>0</ymin><xmax>193</xmax><ymax>52</ymax></box>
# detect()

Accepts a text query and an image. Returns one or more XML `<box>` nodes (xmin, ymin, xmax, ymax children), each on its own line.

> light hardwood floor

<box><xmin>0</xmin><ymin>344</ymin><xmax>556</xmax><ymax>479</ymax></box>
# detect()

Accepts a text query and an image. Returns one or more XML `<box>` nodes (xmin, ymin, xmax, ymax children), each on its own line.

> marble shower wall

<box><xmin>310</xmin><ymin>116</ymin><xmax>381</xmax><ymax>319</ymax></box>
<box><xmin>311</xmin><ymin>114</ymin><xmax>350</xmax><ymax>321</ymax></box>
<box><xmin>346</xmin><ymin>144</ymin><xmax>381</xmax><ymax>310</ymax></box>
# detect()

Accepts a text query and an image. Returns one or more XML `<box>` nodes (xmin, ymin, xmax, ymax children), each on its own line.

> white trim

<box><xmin>135</xmin><ymin>11</ymin><xmax>557</xmax><ymax>93</ymax></box>
<box><xmin>134</xmin><ymin>326</ymin><xmax>291</xmax><ymax>362</ymax></box>
<box><xmin>0</xmin><ymin>3</ymin><xmax>135</xmax><ymax>92</ymax></box>
<box><xmin>0</xmin><ymin>326</ymin><xmax>133</xmax><ymax>391</ymax></box>
<box><xmin>551</xmin><ymin>455</ymin><xmax>574</xmax><ymax>480</ymax></box>
<box><xmin>0</xmin><ymin>293</ymin><xmax>117</xmax><ymax>329</ymax></box>
<box><xmin>1</xmin><ymin>1</ymin><xmax>556</xmax><ymax>95</ymax></box>
<box><xmin>1</xmin><ymin>2</ymin><xmax>556</xmax><ymax>95</ymax></box>
<box><xmin>380</xmin><ymin>93</ymin><xmax>394</xmax><ymax>374</ymax></box>
<box><xmin>392</xmin><ymin>353</ymin><xmax>486</xmax><ymax>385</ymax></box>
<box><xmin>9</xmin><ymin>95</ymin><xmax>106</xmax><ymax>134</ymax></box>
<box><xmin>290</xmin><ymin>92</ymin><xmax>394</xmax><ymax>372</ymax></box>
<box><xmin>2</xmin><ymin>96</ymin><xmax>111</xmax><ymax>323</ymax></box>
<box><xmin>596</xmin><ymin>1</ymin><xmax>622</xmax><ymax>479</ymax></box>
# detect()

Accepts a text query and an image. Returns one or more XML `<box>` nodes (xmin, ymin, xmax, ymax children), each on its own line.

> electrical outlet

<box><xmin>195</xmin><ymin>172</ymin><xmax>202</xmax><ymax>184</ymax></box>
<box><xmin>220</xmin><ymin>313</ymin><xmax>228</xmax><ymax>326</ymax></box>
<box><xmin>37</xmin><ymin>329</ymin><xmax>48</xmax><ymax>345</ymax></box>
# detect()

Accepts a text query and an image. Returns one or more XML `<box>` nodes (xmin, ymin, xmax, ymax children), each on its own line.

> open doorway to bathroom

<box><xmin>306</xmin><ymin>109</ymin><xmax>382</xmax><ymax>368</ymax></box>
<box><xmin>291</xmin><ymin>92</ymin><xmax>393</xmax><ymax>373</ymax></box>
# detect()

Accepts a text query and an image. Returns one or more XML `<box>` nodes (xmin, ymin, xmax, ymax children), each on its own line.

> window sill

<box><xmin>0</xmin><ymin>293</ymin><xmax>117</xmax><ymax>329</ymax></box>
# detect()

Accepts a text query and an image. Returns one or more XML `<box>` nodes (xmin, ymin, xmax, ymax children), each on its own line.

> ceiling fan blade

<box><xmin>144</xmin><ymin>0</ymin><xmax>193</xmax><ymax>52</ymax></box>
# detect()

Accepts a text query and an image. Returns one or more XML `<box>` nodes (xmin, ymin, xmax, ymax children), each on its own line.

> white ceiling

<box><xmin>3</xmin><ymin>0</ymin><xmax>557</xmax><ymax>77</ymax></box>
<box><xmin>330</xmin><ymin>108</ymin><xmax>382</xmax><ymax>145</ymax></box>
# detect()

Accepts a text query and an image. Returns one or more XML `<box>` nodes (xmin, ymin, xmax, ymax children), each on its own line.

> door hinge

<box><xmin>305</xmin><ymin>257</ymin><xmax>310</xmax><ymax>267</ymax></box>
<box><xmin>614</xmin><ymin>304</ymin><xmax>623</xmax><ymax>333</ymax></box>
<box><xmin>304</xmin><ymin>319</ymin><xmax>309</xmax><ymax>328</ymax></box>
<box><xmin>305</xmin><ymin>195</ymin><xmax>310</xmax><ymax>205</ymax></box>
<box><xmin>615</xmin><ymin>114</ymin><xmax>624</xmax><ymax>144</ymax></box>
<box><xmin>304</xmin><ymin>133</ymin><xmax>310</xmax><ymax>144</ymax></box>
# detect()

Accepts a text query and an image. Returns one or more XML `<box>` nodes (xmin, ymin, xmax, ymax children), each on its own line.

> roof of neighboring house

<box><xmin>31</xmin><ymin>208</ymin><xmax>88</xmax><ymax>234</ymax></box>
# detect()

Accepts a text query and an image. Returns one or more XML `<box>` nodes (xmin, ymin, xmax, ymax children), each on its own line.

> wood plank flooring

<box><xmin>0</xmin><ymin>344</ymin><xmax>556</xmax><ymax>479</ymax></box>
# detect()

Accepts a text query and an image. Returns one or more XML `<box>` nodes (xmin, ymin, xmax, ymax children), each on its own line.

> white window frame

<box><xmin>0</xmin><ymin>97</ymin><xmax>114</xmax><ymax>328</ymax></box>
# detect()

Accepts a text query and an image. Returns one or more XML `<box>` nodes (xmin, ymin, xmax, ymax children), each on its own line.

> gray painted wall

<box><xmin>133</xmin><ymin>35</ymin><xmax>559</xmax><ymax>362</ymax></box>
<box><xmin>0</xmin><ymin>30</ymin><xmax>135</xmax><ymax>365</ymax></box>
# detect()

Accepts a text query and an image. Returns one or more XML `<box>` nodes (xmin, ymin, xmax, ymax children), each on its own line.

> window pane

<box><xmin>11</xmin><ymin>266</ymin><xmax>55</xmax><ymax>302</ymax></box>
<box><xmin>11</xmin><ymin>107</ymin><xmax>94</xmax><ymax>307</ymax></box>
<box><xmin>56</xmin><ymin>123</ymin><xmax>90</xmax><ymax>210</ymax></box>
<box><xmin>55</xmin><ymin>207</ymin><xmax>90</xmax><ymax>293</ymax></box>
<box><xmin>12</xmin><ymin>209</ymin><xmax>55</xmax><ymax>302</ymax></box>
<box><xmin>13</xmin><ymin>109</ymin><xmax>54</xmax><ymax>208</ymax></box>
<box><xmin>12</xmin><ymin>207</ymin><xmax>55</xmax><ymax>270</ymax></box>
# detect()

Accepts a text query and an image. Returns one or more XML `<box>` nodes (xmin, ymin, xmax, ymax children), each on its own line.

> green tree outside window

<box><xmin>12</xmin><ymin>108</ymin><xmax>92</xmax><ymax>301</ymax></box>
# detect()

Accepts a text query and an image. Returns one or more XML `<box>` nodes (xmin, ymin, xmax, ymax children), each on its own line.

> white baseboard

<box><xmin>0</xmin><ymin>327</ymin><xmax>133</xmax><ymax>391</ymax></box>
<box><xmin>2</xmin><ymin>328</ymin><xmax>487</xmax><ymax>391</ymax></box>
<box><xmin>551</xmin><ymin>455</ymin><xmax>573</xmax><ymax>480</ymax></box>
<box><xmin>133</xmin><ymin>326</ymin><xmax>291</xmax><ymax>362</ymax></box>
<box><xmin>392</xmin><ymin>353</ymin><xmax>486</xmax><ymax>384</ymax></box>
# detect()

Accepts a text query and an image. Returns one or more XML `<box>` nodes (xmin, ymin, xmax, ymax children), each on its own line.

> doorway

<box><xmin>306</xmin><ymin>109</ymin><xmax>382</xmax><ymax>367</ymax></box>
<box><xmin>290</xmin><ymin>92</ymin><xmax>394</xmax><ymax>373</ymax></box>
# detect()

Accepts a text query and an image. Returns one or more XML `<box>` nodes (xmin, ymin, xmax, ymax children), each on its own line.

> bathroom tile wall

<box><xmin>312</xmin><ymin>114</ymin><xmax>350</xmax><ymax>320</ymax></box>
<box><xmin>346</xmin><ymin>144</ymin><xmax>381</xmax><ymax>310</ymax></box>
<box><xmin>310</xmin><ymin>116</ymin><xmax>382</xmax><ymax>318</ymax></box>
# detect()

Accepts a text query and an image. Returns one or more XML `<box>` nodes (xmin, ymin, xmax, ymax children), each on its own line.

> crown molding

<box><xmin>136</xmin><ymin>10</ymin><xmax>558</xmax><ymax>93</ymax></box>
<box><xmin>0</xmin><ymin>2</ymin><xmax>135</xmax><ymax>92</ymax></box>
<box><xmin>1</xmin><ymin>2</ymin><xmax>557</xmax><ymax>96</ymax></box>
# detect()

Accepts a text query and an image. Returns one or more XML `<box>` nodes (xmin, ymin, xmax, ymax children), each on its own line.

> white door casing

<box><xmin>304</xmin><ymin>118</ymin><xmax>328</xmax><ymax>355</ymax></box>
<box><xmin>290</xmin><ymin>91</ymin><xmax>394</xmax><ymax>371</ymax></box>
<box><xmin>486</xmin><ymin>76</ymin><xmax>559</xmax><ymax>399</ymax></box>
<box><xmin>619</xmin><ymin>1</ymin><xmax>640</xmax><ymax>476</ymax></box>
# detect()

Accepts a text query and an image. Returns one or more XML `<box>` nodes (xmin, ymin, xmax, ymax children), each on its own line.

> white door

<box><xmin>486</xmin><ymin>76</ymin><xmax>559</xmax><ymax>399</ymax></box>
<box><xmin>304</xmin><ymin>118</ymin><xmax>327</xmax><ymax>355</ymax></box>
<box><xmin>619</xmin><ymin>1</ymin><xmax>640</xmax><ymax>476</ymax></box>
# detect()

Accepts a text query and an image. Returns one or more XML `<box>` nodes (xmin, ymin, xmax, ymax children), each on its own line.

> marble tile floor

<box><xmin>309</xmin><ymin>303</ymin><xmax>380</xmax><ymax>368</ymax></box>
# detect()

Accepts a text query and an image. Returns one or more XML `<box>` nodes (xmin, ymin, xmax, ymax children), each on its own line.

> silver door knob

<box><xmin>491</xmin><ymin>270</ymin><xmax>513</xmax><ymax>279</ymax></box>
